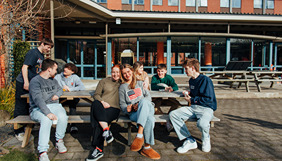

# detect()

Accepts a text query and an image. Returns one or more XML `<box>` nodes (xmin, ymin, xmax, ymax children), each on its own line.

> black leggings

<box><xmin>90</xmin><ymin>100</ymin><xmax>120</xmax><ymax>150</ymax></box>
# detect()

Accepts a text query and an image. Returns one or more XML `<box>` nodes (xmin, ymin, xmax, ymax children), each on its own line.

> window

<box><xmin>186</xmin><ymin>0</ymin><xmax>196</xmax><ymax>6</ymax></box>
<box><xmin>95</xmin><ymin>0</ymin><xmax>107</xmax><ymax>3</ymax></box>
<box><xmin>220</xmin><ymin>0</ymin><xmax>241</xmax><ymax>8</ymax></box>
<box><xmin>254</xmin><ymin>0</ymin><xmax>262</xmax><ymax>8</ymax></box>
<box><xmin>153</xmin><ymin>0</ymin><xmax>162</xmax><ymax>5</ymax></box>
<box><xmin>168</xmin><ymin>0</ymin><xmax>178</xmax><ymax>6</ymax></box>
<box><xmin>122</xmin><ymin>0</ymin><xmax>144</xmax><ymax>4</ymax></box>
<box><xmin>232</xmin><ymin>0</ymin><xmax>241</xmax><ymax>8</ymax></box>
<box><xmin>186</xmin><ymin>0</ymin><xmax>207</xmax><ymax>7</ymax></box>
<box><xmin>220</xmin><ymin>0</ymin><xmax>229</xmax><ymax>7</ymax></box>
<box><xmin>266</xmin><ymin>0</ymin><xmax>274</xmax><ymax>9</ymax></box>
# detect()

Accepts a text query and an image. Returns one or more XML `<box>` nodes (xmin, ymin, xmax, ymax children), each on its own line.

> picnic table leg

<box><xmin>253</xmin><ymin>74</ymin><xmax>261</xmax><ymax>92</ymax></box>
<box><xmin>245</xmin><ymin>81</ymin><xmax>250</xmax><ymax>92</ymax></box>
<box><xmin>210</xmin><ymin>121</ymin><xmax>214</xmax><ymax>128</ymax></box>
<box><xmin>127</xmin><ymin>123</ymin><xmax>132</xmax><ymax>145</ymax></box>
<box><xmin>270</xmin><ymin>81</ymin><xmax>274</xmax><ymax>88</ymax></box>
<box><xmin>21</xmin><ymin>124</ymin><xmax>32</xmax><ymax>148</ymax></box>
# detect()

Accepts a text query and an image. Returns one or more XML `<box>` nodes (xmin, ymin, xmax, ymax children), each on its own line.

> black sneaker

<box><xmin>86</xmin><ymin>149</ymin><xmax>104</xmax><ymax>161</ymax></box>
<box><xmin>70</xmin><ymin>126</ymin><xmax>78</xmax><ymax>134</ymax></box>
<box><xmin>102</xmin><ymin>130</ymin><xmax>114</xmax><ymax>144</ymax></box>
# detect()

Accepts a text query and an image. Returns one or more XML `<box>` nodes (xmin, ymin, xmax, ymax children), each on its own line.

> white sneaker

<box><xmin>15</xmin><ymin>132</ymin><xmax>25</xmax><ymax>141</ymax></box>
<box><xmin>39</xmin><ymin>152</ymin><xmax>50</xmax><ymax>161</ymax></box>
<box><xmin>177</xmin><ymin>137</ymin><xmax>198</xmax><ymax>154</ymax></box>
<box><xmin>202</xmin><ymin>138</ymin><xmax>211</xmax><ymax>152</ymax></box>
<box><xmin>56</xmin><ymin>139</ymin><xmax>67</xmax><ymax>153</ymax></box>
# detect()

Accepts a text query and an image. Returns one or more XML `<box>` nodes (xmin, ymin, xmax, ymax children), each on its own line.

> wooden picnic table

<box><xmin>249</xmin><ymin>71</ymin><xmax>282</xmax><ymax>92</ymax></box>
<box><xmin>201</xmin><ymin>70</ymin><xmax>252</xmax><ymax>92</ymax></box>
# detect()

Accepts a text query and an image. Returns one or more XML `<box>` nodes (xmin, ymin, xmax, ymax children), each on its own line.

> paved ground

<box><xmin>1</xmin><ymin>81</ymin><xmax>282</xmax><ymax>160</ymax></box>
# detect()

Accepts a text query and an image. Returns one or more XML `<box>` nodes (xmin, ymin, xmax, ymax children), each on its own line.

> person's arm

<box><xmin>168</xmin><ymin>75</ymin><xmax>178</xmax><ymax>91</ymax></box>
<box><xmin>151</xmin><ymin>75</ymin><xmax>163</xmax><ymax>90</ymax></box>
<box><xmin>143</xmin><ymin>73</ymin><xmax>150</xmax><ymax>90</ymax></box>
<box><xmin>93</xmin><ymin>79</ymin><xmax>104</xmax><ymax>101</ymax></box>
<box><xmin>54</xmin><ymin>80</ymin><xmax>63</xmax><ymax>98</ymax></box>
<box><xmin>190</xmin><ymin>78</ymin><xmax>215</xmax><ymax>106</ymax></box>
<box><xmin>69</xmin><ymin>75</ymin><xmax>85</xmax><ymax>91</ymax></box>
<box><xmin>119</xmin><ymin>85</ymin><xmax>130</xmax><ymax>114</ymax></box>
<box><xmin>22</xmin><ymin>65</ymin><xmax>29</xmax><ymax>90</ymax></box>
<box><xmin>29</xmin><ymin>79</ymin><xmax>51</xmax><ymax>115</ymax></box>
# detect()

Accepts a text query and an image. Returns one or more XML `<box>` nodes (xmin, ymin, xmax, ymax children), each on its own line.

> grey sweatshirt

<box><xmin>29</xmin><ymin>75</ymin><xmax>63</xmax><ymax>115</ymax></box>
<box><xmin>54</xmin><ymin>73</ymin><xmax>85</xmax><ymax>91</ymax></box>
<box><xmin>119</xmin><ymin>81</ymin><xmax>151</xmax><ymax>115</ymax></box>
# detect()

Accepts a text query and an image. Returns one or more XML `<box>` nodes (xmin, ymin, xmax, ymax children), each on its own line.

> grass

<box><xmin>0</xmin><ymin>149</ymin><xmax>37</xmax><ymax>161</ymax></box>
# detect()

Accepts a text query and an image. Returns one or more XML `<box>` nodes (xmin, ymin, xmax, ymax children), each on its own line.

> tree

<box><xmin>0</xmin><ymin>0</ymin><xmax>74</xmax><ymax>85</ymax></box>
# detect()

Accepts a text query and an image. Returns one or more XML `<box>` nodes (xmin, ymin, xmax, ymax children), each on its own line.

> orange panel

<box><xmin>204</xmin><ymin>43</ymin><xmax>212</xmax><ymax>66</ymax></box>
<box><xmin>274</xmin><ymin>0</ymin><xmax>282</xmax><ymax>14</ymax></box>
<box><xmin>157</xmin><ymin>42</ymin><xmax>164</xmax><ymax>64</ymax></box>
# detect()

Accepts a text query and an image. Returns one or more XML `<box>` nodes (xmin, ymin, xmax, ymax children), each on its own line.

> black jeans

<box><xmin>14</xmin><ymin>80</ymin><xmax>30</xmax><ymax>134</ymax></box>
<box><xmin>61</xmin><ymin>98</ymin><xmax>80</xmax><ymax>115</ymax></box>
<box><xmin>90</xmin><ymin>100</ymin><xmax>120</xmax><ymax>150</ymax></box>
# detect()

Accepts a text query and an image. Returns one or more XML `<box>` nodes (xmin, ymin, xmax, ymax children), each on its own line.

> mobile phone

<box><xmin>127</xmin><ymin>90</ymin><xmax>135</xmax><ymax>96</ymax></box>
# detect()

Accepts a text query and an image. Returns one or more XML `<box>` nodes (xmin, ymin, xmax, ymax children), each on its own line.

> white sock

<box><xmin>144</xmin><ymin>146</ymin><xmax>151</xmax><ymax>149</ymax></box>
<box><xmin>136</xmin><ymin>133</ymin><xmax>143</xmax><ymax>138</ymax></box>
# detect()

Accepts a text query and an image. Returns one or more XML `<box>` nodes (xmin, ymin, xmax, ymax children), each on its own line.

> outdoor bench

<box><xmin>6</xmin><ymin>114</ymin><xmax>220</xmax><ymax>148</ymax></box>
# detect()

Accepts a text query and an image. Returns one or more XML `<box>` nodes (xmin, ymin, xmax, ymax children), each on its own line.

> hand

<box><xmin>184</xmin><ymin>94</ymin><xmax>191</xmax><ymax>103</ymax></box>
<box><xmin>47</xmin><ymin>113</ymin><xmax>57</xmax><ymax>120</ymax></box>
<box><xmin>127</xmin><ymin>104</ymin><xmax>133</xmax><ymax>113</ymax></box>
<box><xmin>101</xmin><ymin>101</ymin><xmax>110</xmax><ymax>108</ymax></box>
<box><xmin>143</xmin><ymin>82</ymin><xmax>149</xmax><ymax>90</ymax></box>
<box><xmin>165</xmin><ymin>86</ymin><xmax>173</xmax><ymax>92</ymax></box>
<box><xmin>63</xmin><ymin>85</ymin><xmax>70</xmax><ymax>92</ymax></box>
<box><xmin>52</xmin><ymin>95</ymin><xmax>59</xmax><ymax>101</ymax></box>
<box><xmin>132</xmin><ymin>103</ymin><xmax>138</xmax><ymax>111</ymax></box>
<box><xmin>23</xmin><ymin>82</ymin><xmax>29</xmax><ymax>91</ymax></box>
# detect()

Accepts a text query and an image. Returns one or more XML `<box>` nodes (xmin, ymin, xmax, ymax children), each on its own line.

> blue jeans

<box><xmin>169</xmin><ymin>105</ymin><xmax>214</xmax><ymax>141</ymax></box>
<box><xmin>129</xmin><ymin>99</ymin><xmax>155</xmax><ymax>145</ymax></box>
<box><xmin>30</xmin><ymin>103</ymin><xmax>68</xmax><ymax>153</ymax></box>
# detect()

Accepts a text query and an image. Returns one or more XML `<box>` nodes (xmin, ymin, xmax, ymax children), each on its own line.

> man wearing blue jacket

<box><xmin>169</xmin><ymin>58</ymin><xmax>217</xmax><ymax>153</ymax></box>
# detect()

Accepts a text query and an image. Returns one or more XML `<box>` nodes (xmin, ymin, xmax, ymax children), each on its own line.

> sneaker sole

<box><xmin>106</xmin><ymin>137</ymin><xmax>114</xmax><ymax>144</ymax></box>
<box><xmin>177</xmin><ymin>144</ymin><xmax>197</xmax><ymax>154</ymax></box>
<box><xmin>86</xmin><ymin>153</ymin><xmax>104</xmax><ymax>161</ymax></box>
<box><xmin>56</xmin><ymin>147</ymin><xmax>67</xmax><ymax>154</ymax></box>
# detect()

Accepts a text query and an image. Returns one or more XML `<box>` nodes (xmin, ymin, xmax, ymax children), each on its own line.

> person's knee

<box><xmin>197</xmin><ymin>119</ymin><xmax>210</xmax><ymax>130</ymax></box>
<box><xmin>169</xmin><ymin>110</ymin><xmax>177</xmax><ymax>120</ymax></box>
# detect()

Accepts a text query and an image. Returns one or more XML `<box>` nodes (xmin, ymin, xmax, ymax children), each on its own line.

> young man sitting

<box><xmin>169</xmin><ymin>58</ymin><xmax>217</xmax><ymax>153</ymax></box>
<box><xmin>151</xmin><ymin>64</ymin><xmax>181</xmax><ymax>114</ymax></box>
<box><xmin>29</xmin><ymin>59</ymin><xmax>68</xmax><ymax>161</ymax></box>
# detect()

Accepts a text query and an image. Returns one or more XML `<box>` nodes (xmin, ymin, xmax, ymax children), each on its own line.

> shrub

<box><xmin>0</xmin><ymin>149</ymin><xmax>37</xmax><ymax>161</ymax></box>
<box><xmin>13</xmin><ymin>41</ymin><xmax>30</xmax><ymax>80</ymax></box>
<box><xmin>0</xmin><ymin>83</ymin><xmax>15</xmax><ymax>118</ymax></box>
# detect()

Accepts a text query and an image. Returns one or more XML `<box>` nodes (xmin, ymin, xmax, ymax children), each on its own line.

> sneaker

<box><xmin>202</xmin><ymin>138</ymin><xmax>211</xmax><ymax>152</ymax></box>
<box><xmin>15</xmin><ymin>132</ymin><xmax>25</xmax><ymax>141</ymax></box>
<box><xmin>86</xmin><ymin>148</ymin><xmax>104</xmax><ymax>161</ymax></box>
<box><xmin>166</xmin><ymin>121</ymin><xmax>174</xmax><ymax>132</ymax></box>
<box><xmin>56</xmin><ymin>139</ymin><xmax>67</xmax><ymax>153</ymax></box>
<box><xmin>39</xmin><ymin>152</ymin><xmax>50</xmax><ymax>161</ymax></box>
<box><xmin>70</xmin><ymin>126</ymin><xmax>78</xmax><ymax>134</ymax></box>
<box><xmin>102</xmin><ymin>130</ymin><xmax>114</xmax><ymax>144</ymax></box>
<box><xmin>177</xmin><ymin>137</ymin><xmax>198</xmax><ymax>154</ymax></box>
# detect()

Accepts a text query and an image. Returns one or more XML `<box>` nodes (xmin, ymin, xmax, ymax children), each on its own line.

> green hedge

<box><xmin>13</xmin><ymin>41</ymin><xmax>30</xmax><ymax>79</ymax></box>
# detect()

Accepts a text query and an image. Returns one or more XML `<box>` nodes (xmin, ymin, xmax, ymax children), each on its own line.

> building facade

<box><xmin>49</xmin><ymin>0</ymin><xmax>282</xmax><ymax>79</ymax></box>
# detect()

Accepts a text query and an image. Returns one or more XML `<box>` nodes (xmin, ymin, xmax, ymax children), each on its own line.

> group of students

<box><xmin>14</xmin><ymin>38</ymin><xmax>217</xmax><ymax>161</ymax></box>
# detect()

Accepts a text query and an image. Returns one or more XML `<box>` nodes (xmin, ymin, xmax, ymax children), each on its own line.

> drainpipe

<box><xmin>196</xmin><ymin>0</ymin><xmax>198</xmax><ymax>12</ymax></box>
<box><xmin>262</xmin><ymin>0</ymin><xmax>266</xmax><ymax>14</ymax></box>
<box><xmin>132</xmin><ymin>0</ymin><xmax>134</xmax><ymax>11</ymax></box>
<box><xmin>229</xmin><ymin>0</ymin><xmax>232</xmax><ymax>13</ymax></box>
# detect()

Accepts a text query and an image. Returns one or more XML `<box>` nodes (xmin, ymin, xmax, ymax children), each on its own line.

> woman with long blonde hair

<box><xmin>119</xmin><ymin>64</ymin><xmax>160</xmax><ymax>160</ymax></box>
<box><xmin>133</xmin><ymin>61</ymin><xmax>150</xmax><ymax>90</ymax></box>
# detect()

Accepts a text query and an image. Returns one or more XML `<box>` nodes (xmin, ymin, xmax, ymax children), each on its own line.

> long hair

<box><xmin>133</xmin><ymin>61</ymin><xmax>144</xmax><ymax>80</ymax></box>
<box><xmin>120</xmin><ymin>64</ymin><xmax>136</xmax><ymax>89</ymax></box>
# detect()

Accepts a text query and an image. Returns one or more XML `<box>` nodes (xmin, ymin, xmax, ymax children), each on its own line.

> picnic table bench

<box><xmin>6</xmin><ymin>115</ymin><xmax>220</xmax><ymax>148</ymax></box>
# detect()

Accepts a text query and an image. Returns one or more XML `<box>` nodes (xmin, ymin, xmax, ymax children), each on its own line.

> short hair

<box><xmin>40</xmin><ymin>38</ymin><xmax>54</xmax><ymax>48</ymax></box>
<box><xmin>157</xmin><ymin>64</ymin><xmax>167</xmax><ymax>70</ymax></box>
<box><xmin>41</xmin><ymin>59</ymin><xmax>58</xmax><ymax>71</ymax></box>
<box><xmin>182</xmin><ymin>58</ymin><xmax>200</xmax><ymax>72</ymax></box>
<box><xmin>64</xmin><ymin>63</ymin><xmax>78</xmax><ymax>74</ymax></box>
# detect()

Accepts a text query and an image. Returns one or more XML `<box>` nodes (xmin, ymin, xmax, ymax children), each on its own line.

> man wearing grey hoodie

<box><xmin>29</xmin><ymin>59</ymin><xmax>68</xmax><ymax>161</ymax></box>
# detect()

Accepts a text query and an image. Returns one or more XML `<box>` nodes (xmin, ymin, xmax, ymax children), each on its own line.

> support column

<box><xmin>269</xmin><ymin>41</ymin><xmax>273</xmax><ymax>70</ymax></box>
<box><xmin>226</xmin><ymin>38</ymin><xmax>231</xmax><ymax>64</ymax></box>
<box><xmin>198</xmin><ymin>37</ymin><xmax>201</xmax><ymax>64</ymax></box>
<box><xmin>167</xmin><ymin>37</ymin><xmax>171</xmax><ymax>74</ymax></box>
<box><xmin>50</xmin><ymin>0</ymin><xmax>54</xmax><ymax>60</ymax></box>
<box><xmin>251</xmin><ymin>40</ymin><xmax>254</xmax><ymax>70</ymax></box>
<box><xmin>157</xmin><ymin>42</ymin><xmax>164</xmax><ymax>64</ymax></box>
<box><xmin>204</xmin><ymin>43</ymin><xmax>212</xmax><ymax>70</ymax></box>
<box><xmin>137</xmin><ymin>37</ymin><xmax>139</xmax><ymax>61</ymax></box>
